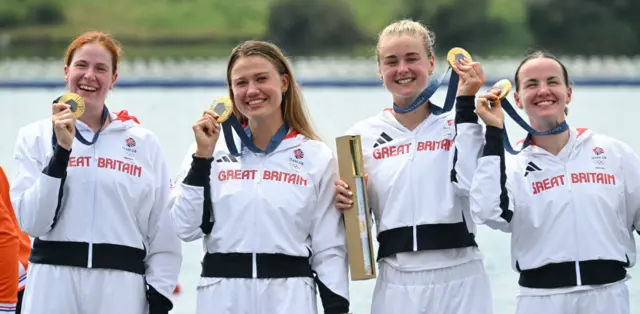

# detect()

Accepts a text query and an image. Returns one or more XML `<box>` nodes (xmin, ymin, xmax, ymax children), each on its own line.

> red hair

<box><xmin>64</xmin><ymin>31</ymin><xmax>122</xmax><ymax>74</ymax></box>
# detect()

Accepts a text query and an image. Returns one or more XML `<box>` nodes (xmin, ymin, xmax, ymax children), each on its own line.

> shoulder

<box><xmin>296</xmin><ymin>135</ymin><xmax>335</xmax><ymax>161</ymax></box>
<box><xmin>16</xmin><ymin>118</ymin><xmax>50</xmax><ymax>142</ymax></box>
<box><xmin>344</xmin><ymin>111</ymin><xmax>388</xmax><ymax>136</ymax></box>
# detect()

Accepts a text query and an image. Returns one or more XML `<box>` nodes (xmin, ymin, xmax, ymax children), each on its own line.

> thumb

<box><xmin>364</xmin><ymin>173</ymin><xmax>369</xmax><ymax>185</ymax></box>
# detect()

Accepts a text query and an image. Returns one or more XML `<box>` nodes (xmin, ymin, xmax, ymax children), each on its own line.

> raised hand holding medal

<box><xmin>52</xmin><ymin>92</ymin><xmax>85</xmax><ymax>150</ymax></box>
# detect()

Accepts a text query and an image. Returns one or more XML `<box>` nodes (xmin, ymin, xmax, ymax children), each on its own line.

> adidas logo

<box><xmin>373</xmin><ymin>132</ymin><xmax>393</xmax><ymax>148</ymax></box>
<box><xmin>524</xmin><ymin>161</ymin><xmax>541</xmax><ymax>177</ymax></box>
<box><xmin>216</xmin><ymin>154</ymin><xmax>239</xmax><ymax>163</ymax></box>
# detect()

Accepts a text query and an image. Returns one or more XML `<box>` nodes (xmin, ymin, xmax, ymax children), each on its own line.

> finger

<box><xmin>471</xmin><ymin>63</ymin><xmax>485</xmax><ymax>78</ymax></box>
<box><xmin>335</xmin><ymin>203</ymin><xmax>352</xmax><ymax>212</ymax></box>
<box><xmin>335</xmin><ymin>179</ymin><xmax>349</xmax><ymax>189</ymax></box>
<box><xmin>475</xmin><ymin>98</ymin><xmax>489</xmax><ymax>111</ymax></box>
<box><xmin>203</xmin><ymin>110</ymin><xmax>220</xmax><ymax>121</ymax></box>
<box><xmin>336</xmin><ymin>185</ymin><xmax>352</xmax><ymax>196</ymax></box>
<box><xmin>483</xmin><ymin>93</ymin><xmax>500</xmax><ymax>102</ymax></box>
<box><xmin>204</xmin><ymin>114</ymin><xmax>220</xmax><ymax>131</ymax></box>
<box><xmin>336</xmin><ymin>195</ymin><xmax>353</xmax><ymax>206</ymax></box>
<box><xmin>52</xmin><ymin>103</ymin><xmax>71</xmax><ymax>114</ymax></box>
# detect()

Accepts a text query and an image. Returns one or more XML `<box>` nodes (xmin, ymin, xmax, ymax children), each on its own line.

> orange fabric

<box><xmin>0</xmin><ymin>166</ymin><xmax>31</xmax><ymax>304</ymax></box>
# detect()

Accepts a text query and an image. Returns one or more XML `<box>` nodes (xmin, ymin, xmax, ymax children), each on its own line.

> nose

<box><xmin>246</xmin><ymin>81</ymin><xmax>260</xmax><ymax>96</ymax></box>
<box><xmin>398</xmin><ymin>60</ymin><xmax>409</xmax><ymax>73</ymax></box>
<box><xmin>536</xmin><ymin>83</ymin><xmax>551</xmax><ymax>96</ymax></box>
<box><xmin>82</xmin><ymin>68</ymin><xmax>97</xmax><ymax>81</ymax></box>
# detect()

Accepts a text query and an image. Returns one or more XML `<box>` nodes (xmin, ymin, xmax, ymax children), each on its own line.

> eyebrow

<box><xmin>383</xmin><ymin>52</ymin><xmax>420</xmax><ymax>60</ymax></box>
<box><xmin>74</xmin><ymin>59</ymin><xmax>109</xmax><ymax>68</ymax></box>
<box><xmin>523</xmin><ymin>76</ymin><xmax>560</xmax><ymax>83</ymax></box>
<box><xmin>232</xmin><ymin>71</ymin><xmax>270</xmax><ymax>81</ymax></box>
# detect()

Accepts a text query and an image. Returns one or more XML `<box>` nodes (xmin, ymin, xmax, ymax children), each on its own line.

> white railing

<box><xmin>2</xmin><ymin>55</ymin><xmax>640</xmax><ymax>80</ymax></box>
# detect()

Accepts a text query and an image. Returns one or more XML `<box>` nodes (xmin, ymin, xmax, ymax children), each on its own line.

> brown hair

<box><xmin>64</xmin><ymin>31</ymin><xmax>122</xmax><ymax>74</ymax></box>
<box><xmin>376</xmin><ymin>19</ymin><xmax>436</xmax><ymax>63</ymax></box>
<box><xmin>226</xmin><ymin>40</ymin><xmax>320</xmax><ymax>141</ymax></box>
<box><xmin>515</xmin><ymin>50</ymin><xmax>570</xmax><ymax>115</ymax></box>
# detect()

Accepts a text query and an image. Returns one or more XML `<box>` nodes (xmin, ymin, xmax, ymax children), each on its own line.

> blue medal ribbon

<box><xmin>498</xmin><ymin>97</ymin><xmax>568</xmax><ymax>154</ymax></box>
<box><xmin>222</xmin><ymin>114</ymin><xmax>290</xmax><ymax>157</ymax></box>
<box><xmin>50</xmin><ymin>96</ymin><xmax>109</xmax><ymax>150</ymax></box>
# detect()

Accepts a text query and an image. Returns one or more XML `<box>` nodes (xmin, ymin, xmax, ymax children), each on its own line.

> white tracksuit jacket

<box><xmin>343</xmin><ymin>96</ymin><xmax>484</xmax><ymax>269</ymax></box>
<box><xmin>470</xmin><ymin>126</ymin><xmax>640</xmax><ymax>291</ymax></box>
<box><xmin>170</xmin><ymin>128</ymin><xmax>350</xmax><ymax>314</ymax></box>
<box><xmin>10</xmin><ymin>111</ymin><xmax>182</xmax><ymax>313</ymax></box>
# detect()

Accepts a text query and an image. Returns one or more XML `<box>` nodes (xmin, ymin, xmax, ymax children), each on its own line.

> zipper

<box><xmin>88</xmin><ymin>139</ymin><xmax>98</xmax><ymax>268</ymax></box>
<box><xmin>252</xmin><ymin>154</ymin><xmax>264</xmax><ymax>279</ymax></box>
<box><xmin>564</xmin><ymin>161</ymin><xmax>581</xmax><ymax>285</ymax></box>
<box><xmin>409</xmin><ymin>137</ymin><xmax>417</xmax><ymax>251</ymax></box>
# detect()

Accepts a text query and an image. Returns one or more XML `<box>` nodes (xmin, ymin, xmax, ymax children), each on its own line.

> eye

<box><xmin>257</xmin><ymin>76</ymin><xmax>267</xmax><ymax>82</ymax></box>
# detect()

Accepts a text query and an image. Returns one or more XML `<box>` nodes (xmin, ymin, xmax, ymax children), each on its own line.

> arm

<box><xmin>469</xmin><ymin>126</ymin><xmax>514</xmax><ymax>233</ymax></box>
<box><xmin>170</xmin><ymin>154</ymin><xmax>214</xmax><ymax>242</ymax></box>
<box><xmin>10</xmin><ymin>127</ymin><xmax>70</xmax><ymax>237</ymax></box>
<box><xmin>0</xmin><ymin>168</ymin><xmax>18</xmax><ymax>314</ymax></box>
<box><xmin>144</xmin><ymin>141</ymin><xmax>183</xmax><ymax>314</ymax></box>
<box><xmin>450</xmin><ymin>95</ymin><xmax>484</xmax><ymax>196</ymax></box>
<box><xmin>310</xmin><ymin>156</ymin><xmax>350</xmax><ymax>314</ymax></box>
<box><xmin>619</xmin><ymin>142</ymin><xmax>640</xmax><ymax>236</ymax></box>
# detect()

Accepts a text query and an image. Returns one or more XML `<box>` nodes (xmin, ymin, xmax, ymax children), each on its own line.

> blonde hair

<box><xmin>376</xmin><ymin>19</ymin><xmax>436</xmax><ymax>62</ymax></box>
<box><xmin>226</xmin><ymin>40</ymin><xmax>320</xmax><ymax>141</ymax></box>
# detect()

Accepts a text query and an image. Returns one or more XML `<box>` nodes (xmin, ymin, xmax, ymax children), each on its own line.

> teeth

<box><xmin>536</xmin><ymin>100</ymin><xmax>554</xmax><ymax>106</ymax></box>
<box><xmin>248</xmin><ymin>99</ymin><xmax>264</xmax><ymax>105</ymax></box>
<box><xmin>397</xmin><ymin>78</ymin><xmax>413</xmax><ymax>84</ymax></box>
<box><xmin>79</xmin><ymin>85</ymin><xmax>97</xmax><ymax>91</ymax></box>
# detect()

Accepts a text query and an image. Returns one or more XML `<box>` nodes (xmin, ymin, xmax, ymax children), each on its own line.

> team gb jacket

<box><xmin>170</xmin><ymin>128</ymin><xmax>350</xmax><ymax>314</ymax></box>
<box><xmin>343</xmin><ymin>96</ymin><xmax>484</xmax><ymax>266</ymax></box>
<box><xmin>10</xmin><ymin>110</ymin><xmax>182</xmax><ymax>312</ymax></box>
<box><xmin>470</xmin><ymin>126</ymin><xmax>640</xmax><ymax>291</ymax></box>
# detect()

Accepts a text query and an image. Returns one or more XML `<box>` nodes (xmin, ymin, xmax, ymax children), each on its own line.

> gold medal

<box><xmin>447</xmin><ymin>47</ymin><xmax>472</xmax><ymax>67</ymax></box>
<box><xmin>58</xmin><ymin>93</ymin><xmax>85</xmax><ymax>119</ymax></box>
<box><xmin>209</xmin><ymin>96</ymin><xmax>234</xmax><ymax>123</ymax></box>
<box><xmin>490</xmin><ymin>79</ymin><xmax>512</xmax><ymax>99</ymax></box>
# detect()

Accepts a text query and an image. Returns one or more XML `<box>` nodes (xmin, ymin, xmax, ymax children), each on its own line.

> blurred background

<box><xmin>1</xmin><ymin>0</ymin><xmax>639</xmax><ymax>313</ymax></box>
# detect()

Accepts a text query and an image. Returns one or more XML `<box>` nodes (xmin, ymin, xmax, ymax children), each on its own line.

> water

<box><xmin>1</xmin><ymin>86</ymin><xmax>639</xmax><ymax>313</ymax></box>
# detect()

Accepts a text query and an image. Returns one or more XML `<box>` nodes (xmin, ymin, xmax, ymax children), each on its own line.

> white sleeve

<box><xmin>144</xmin><ymin>137</ymin><xmax>183</xmax><ymax>313</ymax></box>
<box><xmin>450</xmin><ymin>96</ymin><xmax>484</xmax><ymax>196</ymax></box>
<box><xmin>10</xmin><ymin>126</ymin><xmax>69</xmax><ymax>237</ymax></box>
<box><xmin>170</xmin><ymin>147</ymin><xmax>213</xmax><ymax>242</ymax></box>
<box><xmin>619</xmin><ymin>141</ymin><xmax>640</xmax><ymax>236</ymax></box>
<box><xmin>309</xmin><ymin>153</ymin><xmax>350</xmax><ymax>314</ymax></box>
<box><xmin>470</xmin><ymin>126</ymin><xmax>515</xmax><ymax>233</ymax></box>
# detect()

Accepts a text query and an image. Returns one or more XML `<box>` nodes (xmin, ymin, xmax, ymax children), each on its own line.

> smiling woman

<box><xmin>9</xmin><ymin>31</ymin><xmax>182</xmax><ymax>314</ymax></box>
<box><xmin>170</xmin><ymin>40</ymin><xmax>351</xmax><ymax>314</ymax></box>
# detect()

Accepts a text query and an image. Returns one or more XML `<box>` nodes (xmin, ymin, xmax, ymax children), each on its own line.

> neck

<box><xmin>248</xmin><ymin>115</ymin><xmax>286</xmax><ymax>150</ymax></box>
<box><xmin>530</xmin><ymin>117</ymin><xmax>569</xmax><ymax>155</ymax></box>
<box><xmin>79</xmin><ymin>104</ymin><xmax>108</xmax><ymax>133</ymax></box>
<box><xmin>392</xmin><ymin>97</ymin><xmax>430</xmax><ymax>130</ymax></box>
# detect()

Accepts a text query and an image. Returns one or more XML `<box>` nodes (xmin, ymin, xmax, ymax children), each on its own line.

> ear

<box><xmin>514</xmin><ymin>91</ymin><xmax>524</xmax><ymax>110</ymax></box>
<box><xmin>64</xmin><ymin>65</ymin><xmax>70</xmax><ymax>87</ymax></box>
<box><xmin>109</xmin><ymin>72</ymin><xmax>118</xmax><ymax>90</ymax></box>
<box><xmin>280</xmin><ymin>73</ymin><xmax>290</xmax><ymax>93</ymax></box>
<box><xmin>566</xmin><ymin>86</ymin><xmax>572</xmax><ymax>105</ymax></box>
<box><xmin>428</xmin><ymin>55</ymin><xmax>435</xmax><ymax>74</ymax></box>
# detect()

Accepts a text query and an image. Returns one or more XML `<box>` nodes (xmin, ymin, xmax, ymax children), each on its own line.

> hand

<box><xmin>193</xmin><ymin>109</ymin><xmax>221</xmax><ymax>158</ymax></box>
<box><xmin>52</xmin><ymin>102</ymin><xmax>76</xmax><ymax>150</ymax></box>
<box><xmin>334</xmin><ymin>174</ymin><xmax>368</xmax><ymax>213</ymax></box>
<box><xmin>452</xmin><ymin>58</ymin><xmax>486</xmax><ymax>97</ymax></box>
<box><xmin>475</xmin><ymin>89</ymin><xmax>505</xmax><ymax>128</ymax></box>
